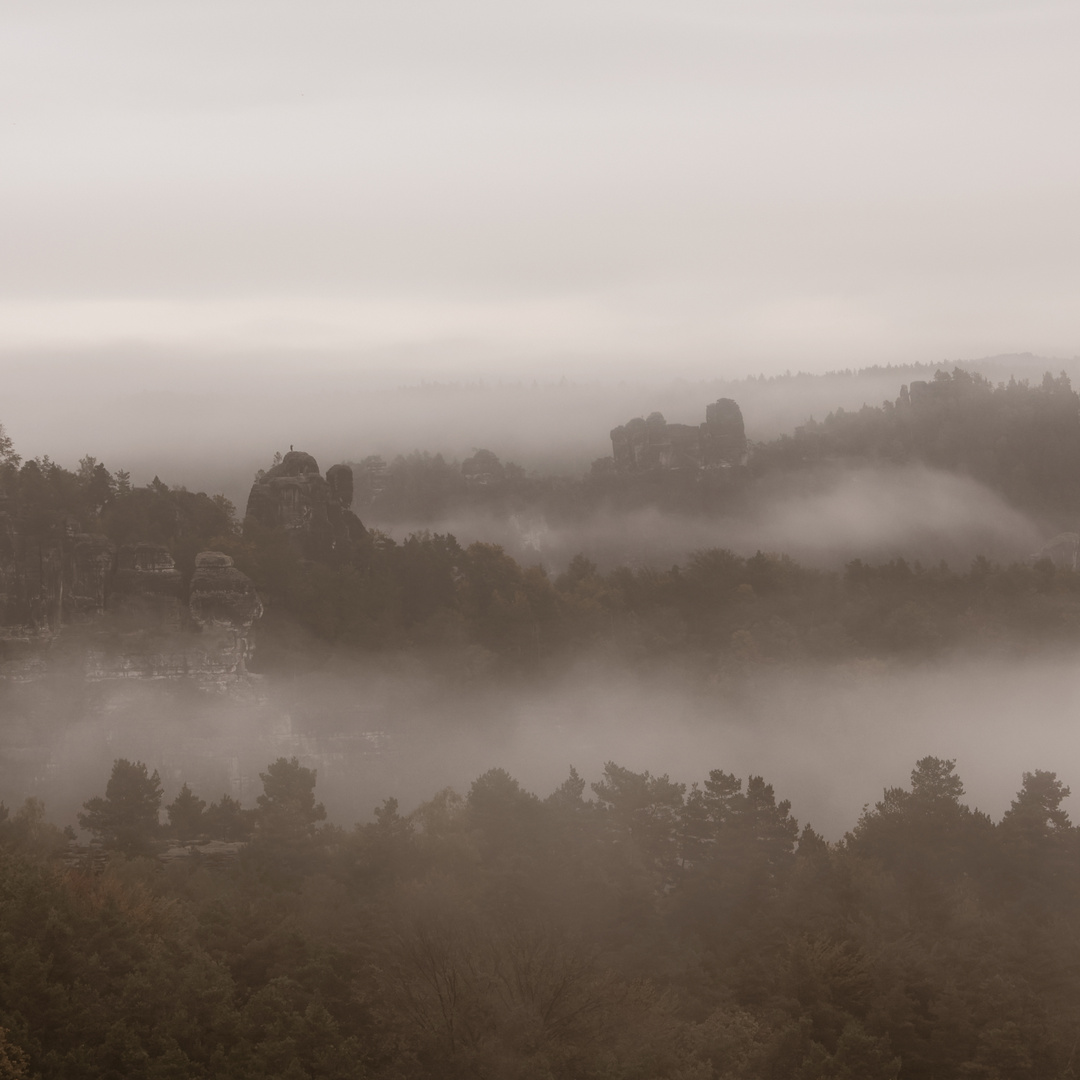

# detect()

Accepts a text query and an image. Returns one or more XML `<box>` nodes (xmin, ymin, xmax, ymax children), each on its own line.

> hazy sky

<box><xmin>2</xmin><ymin>0</ymin><xmax>1078</xmax><ymax>379</ymax></box>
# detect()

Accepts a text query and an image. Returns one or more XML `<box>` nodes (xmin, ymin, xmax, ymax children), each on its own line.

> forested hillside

<box><xmin>0</xmin><ymin>754</ymin><xmax>1076</xmax><ymax>1078</ymax></box>
<box><xmin>6</xmin><ymin>418</ymin><xmax>1080</xmax><ymax>676</ymax></box>
<box><xmin>3</xmin><ymin>387</ymin><xmax>1080</xmax><ymax>1077</ymax></box>
<box><xmin>346</xmin><ymin>369</ymin><xmax>1080</xmax><ymax>529</ymax></box>
<box><xmin>751</xmin><ymin>369</ymin><xmax>1080</xmax><ymax>518</ymax></box>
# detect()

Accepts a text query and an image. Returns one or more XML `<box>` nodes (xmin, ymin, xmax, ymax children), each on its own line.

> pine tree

<box><xmin>78</xmin><ymin>759</ymin><xmax>163</xmax><ymax>855</ymax></box>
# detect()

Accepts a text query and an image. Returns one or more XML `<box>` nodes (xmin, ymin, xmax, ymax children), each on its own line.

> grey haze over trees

<box><xmin>76</xmin><ymin>758</ymin><xmax>163</xmax><ymax>856</ymax></box>
<box><xmin>4</xmin><ymin>749</ymin><xmax>1080</xmax><ymax>1077</ymax></box>
<box><xmin>254</xmin><ymin>756</ymin><xmax>327</xmax><ymax>845</ymax></box>
<box><xmin>76</xmin><ymin>757</ymin><xmax>327</xmax><ymax>854</ymax></box>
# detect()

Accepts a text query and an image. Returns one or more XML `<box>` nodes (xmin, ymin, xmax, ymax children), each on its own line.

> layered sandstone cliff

<box><xmin>82</xmin><ymin>549</ymin><xmax>263</xmax><ymax>684</ymax></box>
<box><xmin>0</xmin><ymin>448</ymin><xmax>365</xmax><ymax>686</ymax></box>
<box><xmin>0</xmin><ymin>532</ymin><xmax>262</xmax><ymax>684</ymax></box>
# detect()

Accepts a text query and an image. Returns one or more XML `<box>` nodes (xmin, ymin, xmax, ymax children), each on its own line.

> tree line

<box><xmin>751</xmin><ymin>368</ymin><xmax>1080</xmax><ymax>519</ymax></box>
<box><xmin>350</xmin><ymin>368</ymin><xmax>1080</xmax><ymax>525</ymax></box>
<box><xmin>74</xmin><ymin>756</ymin><xmax>323</xmax><ymax>856</ymax></box>
<box><xmin>7</xmin><ymin>418</ymin><xmax>1080</xmax><ymax>675</ymax></box>
<box><xmin>232</xmin><ymin>530</ymin><xmax>1080</xmax><ymax>674</ymax></box>
<box><xmin>0</xmin><ymin>754</ymin><xmax>1076</xmax><ymax>1077</ymax></box>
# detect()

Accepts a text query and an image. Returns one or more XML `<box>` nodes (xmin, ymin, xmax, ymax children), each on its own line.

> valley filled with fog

<box><xmin>7</xmin><ymin>352</ymin><xmax>1080</xmax><ymax>1079</ymax></box>
<box><xmin>6</xmin><ymin>2</ymin><xmax>1080</xmax><ymax>1072</ymax></box>
<box><xmin>3</xmin><ymin>650</ymin><xmax>1078</xmax><ymax>841</ymax></box>
<box><xmin>372</xmin><ymin>463</ymin><xmax>1044</xmax><ymax>573</ymax></box>
<box><xmin>2</xmin><ymin>350</ymin><xmax>1071</xmax><ymax>510</ymax></box>
<box><xmin>4</xmin><ymin>359</ymin><xmax>1079</xmax><ymax>839</ymax></box>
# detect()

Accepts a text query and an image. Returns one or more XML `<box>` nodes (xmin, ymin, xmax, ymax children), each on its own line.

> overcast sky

<box><xmin>2</xmin><ymin>0</ymin><xmax>1078</xmax><ymax>382</ymax></box>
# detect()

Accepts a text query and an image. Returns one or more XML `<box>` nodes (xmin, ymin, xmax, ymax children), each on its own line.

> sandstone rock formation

<box><xmin>0</xmin><ymin>528</ymin><xmax>263</xmax><ymax>684</ymax></box>
<box><xmin>245</xmin><ymin>451</ymin><xmax>366</xmax><ymax>561</ymax></box>
<box><xmin>0</xmin><ymin>508</ymin><xmax>72</xmax><ymax>642</ymax></box>
<box><xmin>189</xmin><ymin>551</ymin><xmax>263</xmax><ymax>632</ymax></box>
<box><xmin>75</xmin><ymin>549</ymin><xmax>262</xmax><ymax>684</ymax></box>
<box><xmin>0</xmin><ymin>446</ymin><xmax>364</xmax><ymax>686</ymax></box>
<box><xmin>109</xmin><ymin>543</ymin><xmax>185</xmax><ymax>630</ymax></box>
<box><xmin>701</xmin><ymin>398</ymin><xmax>748</xmax><ymax>465</ymax></box>
<box><xmin>68</xmin><ymin>534</ymin><xmax>116</xmax><ymax>622</ymax></box>
<box><xmin>610</xmin><ymin>399</ymin><xmax>747</xmax><ymax>472</ymax></box>
<box><xmin>1033</xmin><ymin>533</ymin><xmax>1080</xmax><ymax>571</ymax></box>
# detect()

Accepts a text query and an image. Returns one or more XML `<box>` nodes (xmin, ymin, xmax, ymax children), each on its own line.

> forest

<box><xmin>3</xmin><ymin>369</ymin><xmax>1080</xmax><ymax>1077</ymax></box>
<box><xmin>0</xmin><ymin>752</ymin><xmax>1075</xmax><ymax>1078</ymax></box>
<box><xmin>350</xmin><ymin>369</ymin><xmax>1080</xmax><ymax>525</ymax></box>
<box><xmin>6</xmin><ymin>399</ymin><xmax>1080</xmax><ymax>677</ymax></box>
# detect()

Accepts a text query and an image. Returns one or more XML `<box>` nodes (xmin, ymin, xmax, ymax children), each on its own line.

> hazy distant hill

<box><xmin>677</xmin><ymin>353</ymin><xmax>1080</xmax><ymax>444</ymax></box>
<box><xmin>750</xmin><ymin>367</ymin><xmax>1080</xmax><ymax>521</ymax></box>
<box><xmin>4</xmin><ymin>351</ymin><xmax>1075</xmax><ymax>510</ymax></box>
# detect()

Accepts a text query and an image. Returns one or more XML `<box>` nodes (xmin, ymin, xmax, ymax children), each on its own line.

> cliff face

<box><xmin>245</xmin><ymin>451</ymin><xmax>366</xmax><ymax>561</ymax></box>
<box><xmin>84</xmin><ymin>548</ymin><xmax>263</xmax><ymax>685</ymax></box>
<box><xmin>70</xmin><ymin>534</ymin><xmax>116</xmax><ymax>622</ymax></box>
<box><xmin>0</xmin><ymin>447</ymin><xmax>366</xmax><ymax>687</ymax></box>
<box><xmin>189</xmin><ymin>551</ymin><xmax>263</xmax><ymax>631</ymax></box>
<box><xmin>0</xmin><ymin>497</ymin><xmax>68</xmax><ymax>641</ymax></box>
<box><xmin>110</xmin><ymin>543</ymin><xmax>185</xmax><ymax>630</ymax></box>
<box><xmin>0</xmin><ymin>526</ymin><xmax>262</xmax><ymax>685</ymax></box>
<box><xmin>610</xmin><ymin>399</ymin><xmax>747</xmax><ymax>473</ymax></box>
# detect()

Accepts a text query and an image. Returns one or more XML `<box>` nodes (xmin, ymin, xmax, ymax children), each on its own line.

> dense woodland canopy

<box><xmin>0</xmin><ymin>754</ymin><xmax>1077</xmax><ymax>1078</ymax></box>
<box><xmin>15</xmin><ymin>454</ymin><xmax>1080</xmax><ymax>674</ymax></box>
<box><xmin>750</xmin><ymin>369</ymin><xmax>1080</xmax><ymax>517</ymax></box>
<box><xmin>232</xmin><ymin>536</ymin><xmax>1080</xmax><ymax>674</ymax></box>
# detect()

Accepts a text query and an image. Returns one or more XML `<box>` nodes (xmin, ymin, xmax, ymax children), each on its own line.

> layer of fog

<box><xmin>3</xmin><ymin>651</ymin><xmax>1078</xmax><ymax>841</ymax></box>
<box><xmin>1</xmin><ymin>350</ymin><xmax>1072</xmax><ymax>513</ymax></box>
<box><xmin>378</xmin><ymin>464</ymin><xmax>1044</xmax><ymax>573</ymax></box>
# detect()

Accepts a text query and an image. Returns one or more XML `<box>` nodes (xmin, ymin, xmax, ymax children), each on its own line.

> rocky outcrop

<box><xmin>610</xmin><ymin>399</ymin><xmax>747</xmax><ymax>473</ymax></box>
<box><xmin>0</xmin><ymin>527</ymin><xmax>263</xmax><ymax>685</ymax></box>
<box><xmin>0</xmin><ymin>446</ymin><xmax>363</xmax><ymax>686</ymax></box>
<box><xmin>701</xmin><ymin>399</ymin><xmax>747</xmax><ymax>465</ymax></box>
<box><xmin>0</xmin><ymin>493</ymin><xmax>126</xmax><ymax>644</ymax></box>
<box><xmin>0</xmin><ymin>508</ymin><xmax>70</xmax><ymax>646</ymax></box>
<box><xmin>326</xmin><ymin>463</ymin><xmax>354</xmax><ymax>509</ymax></box>
<box><xmin>186</xmin><ymin>552</ymin><xmax>263</xmax><ymax>678</ymax></box>
<box><xmin>245</xmin><ymin>451</ymin><xmax>366</xmax><ymax>561</ymax></box>
<box><xmin>1033</xmin><ymin>533</ymin><xmax>1079</xmax><ymax>571</ymax></box>
<box><xmin>68</xmin><ymin>534</ymin><xmax>116</xmax><ymax>622</ymax></box>
<box><xmin>86</xmin><ymin>550</ymin><xmax>260</xmax><ymax>685</ymax></box>
<box><xmin>189</xmin><ymin>551</ymin><xmax>262</xmax><ymax>632</ymax></box>
<box><xmin>109</xmin><ymin>544</ymin><xmax>185</xmax><ymax>630</ymax></box>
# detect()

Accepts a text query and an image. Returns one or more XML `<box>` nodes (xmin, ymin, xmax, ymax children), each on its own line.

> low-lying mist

<box><xmin>4</xmin><ymin>648</ymin><xmax>1076</xmax><ymax>841</ymax></box>
<box><xmin>4</xmin><ymin>350</ymin><xmax>1069</xmax><ymax>511</ymax></box>
<box><xmin>374</xmin><ymin>464</ymin><xmax>1044</xmax><ymax>572</ymax></box>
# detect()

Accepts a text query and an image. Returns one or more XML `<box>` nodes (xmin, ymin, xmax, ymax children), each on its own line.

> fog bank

<box><xmin>2</xmin><ymin>352</ymin><xmax>1074</xmax><ymax>511</ymax></box>
<box><xmin>2</xmin><ymin>651</ymin><xmax>1076</xmax><ymax>841</ymax></box>
<box><xmin>377</xmin><ymin>464</ymin><xmax>1044</xmax><ymax>572</ymax></box>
